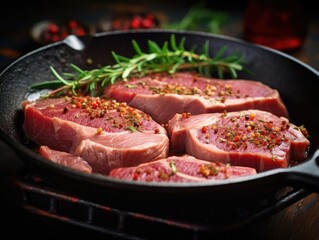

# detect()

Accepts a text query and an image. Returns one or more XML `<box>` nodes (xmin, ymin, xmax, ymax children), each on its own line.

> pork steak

<box><xmin>168</xmin><ymin>110</ymin><xmax>309</xmax><ymax>172</ymax></box>
<box><xmin>22</xmin><ymin>96</ymin><xmax>169</xmax><ymax>174</ymax></box>
<box><xmin>109</xmin><ymin>155</ymin><xmax>257</xmax><ymax>183</ymax></box>
<box><xmin>39</xmin><ymin>145</ymin><xmax>93</xmax><ymax>174</ymax></box>
<box><xmin>104</xmin><ymin>72</ymin><xmax>288</xmax><ymax>124</ymax></box>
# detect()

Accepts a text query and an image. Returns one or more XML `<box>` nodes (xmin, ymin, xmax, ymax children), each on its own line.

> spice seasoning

<box><xmin>198</xmin><ymin>111</ymin><xmax>303</xmax><ymax>160</ymax></box>
<box><xmin>60</xmin><ymin>96</ymin><xmax>156</xmax><ymax>133</ymax></box>
<box><xmin>198</xmin><ymin>164</ymin><xmax>220</xmax><ymax>177</ymax></box>
<box><xmin>130</xmin><ymin>79</ymin><xmax>250</xmax><ymax>103</ymax></box>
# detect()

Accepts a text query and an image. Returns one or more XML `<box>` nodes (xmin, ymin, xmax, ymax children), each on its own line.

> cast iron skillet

<box><xmin>0</xmin><ymin>29</ymin><xmax>319</xmax><ymax>217</ymax></box>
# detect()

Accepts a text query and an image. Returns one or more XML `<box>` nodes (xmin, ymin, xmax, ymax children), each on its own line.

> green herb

<box><xmin>125</xmin><ymin>126</ymin><xmax>139</xmax><ymax>132</ymax></box>
<box><xmin>125</xmin><ymin>84</ymin><xmax>137</xmax><ymax>89</ymax></box>
<box><xmin>170</xmin><ymin>161</ymin><xmax>178</xmax><ymax>174</ymax></box>
<box><xmin>31</xmin><ymin>34</ymin><xmax>249</xmax><ymax>97</ymax></box>
<box><xmin>163</xmin><ymin>3</ymin><xmax>229</xmax><ymax>34</ymax></box>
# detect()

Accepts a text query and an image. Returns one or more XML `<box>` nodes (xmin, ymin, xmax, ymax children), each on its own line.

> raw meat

<box><xmin>104</xmin><ymin>72</ymin><xmax>289</xmax><ymax>124</ymax></box>
<box><xmin>109</xmin><ymin>155</ymin><xmax>257</xmax><ymax>182</ymax></box>
<box><xmin>168</xmin><ymin>110</ymin><xmax>309</xmax><ymax>172</ymax></box>
<box><xmin>39</xmin><ymin>145</ymin><xmax>92</xmax><ymax>174</ymax></box>
<box><xmin>22</xmin><ymin>96</ymin><xmax>169</xmax><ymax>174</ymax></box>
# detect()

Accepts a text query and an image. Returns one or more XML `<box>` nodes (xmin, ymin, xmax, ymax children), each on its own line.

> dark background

<box><xmin>1</xmin><ymin>0</ymin><xmax>319</xmax><ymax>69</ymax></box>
<box><xmin>1</xmin><ymin>0</ymin><xmax>319</xmax><ymax>239</ymax></box>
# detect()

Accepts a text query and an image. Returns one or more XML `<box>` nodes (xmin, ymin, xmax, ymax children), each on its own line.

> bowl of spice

<box><xmin>31</xmin><ymin>19</ymin><xmax>96</xmax><ymax>45</ymax></box>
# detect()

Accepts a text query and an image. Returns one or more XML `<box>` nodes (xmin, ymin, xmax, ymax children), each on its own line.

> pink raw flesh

<box><xmin>39</xmin><ymin>145</ymin><xmax>92</xmax><ymax>174</ymax></box>
<box><xmin>109</xmin><ymin>155</ymin><xmax>257</xmax><ymax>182</ymax></box>
<box><xmin>168</xmin><ymin>110</ymin><xmax>309</xmax><ymax>172</ymax></box>
<box><xmin>22</xmin><ymin>96</ymin><xmax>169</xmax><ymax>174</ymax></box>
<box><xmin>104</xmin><ymin>72</ymin><xmax>289</xmax><ymax>124</ymax></box>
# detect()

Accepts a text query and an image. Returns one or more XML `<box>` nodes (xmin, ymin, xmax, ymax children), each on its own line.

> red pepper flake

<box><xmin>275</xmin><ymin>137</ymin><xmax>282</xmax><ymax>144</ymax></box>
<box><xmin>265</xmin><ymin>121</ymin><xmax>273</xmax><ymax>129</ymax></box>
<box><xmin>233</xmin><ymin>135</ymin><xmax>240</xmax><ymax>142</ymax></box>
<box><xmin>133</xmin><ymin>172</ymin><xmax>140</xmax><ymax>180</ymax></box>
<box><xmin>201</xmin><ymin>126</ymin><xmax>208</xmax><ymax>133</ymax></box>
<box><xmin>91</xmin><ymin>100</ymin><xmax>100</xmax><ymax>109</ymax></box>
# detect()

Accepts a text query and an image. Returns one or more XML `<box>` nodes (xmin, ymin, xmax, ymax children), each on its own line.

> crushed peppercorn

<box><xmin>132</xmin><ymin>78</ymin><xmax>250</xmax><ymax>103</ymax></box>
<box><xmin>197</xmin><ymin>111</ymin><xmax>302</xmax><ymax>161</ymax></box>
<box><xmin>198</xmin><ymin>164</ymin><xmax>220</xmax><ymax>177</ymax></box>
<box><xmin>60</xmin><ymin>96</ymin><xmax>158</xmax><ymax>133</ymax></box>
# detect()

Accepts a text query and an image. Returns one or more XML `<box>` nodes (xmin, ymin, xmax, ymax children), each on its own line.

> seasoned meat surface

<box><xmin>109</xmin><ymin>155</ymin><xmax>257</xmax><ymax>182</ymax></box>
<box><xmin>104</xmin><ymin>72</ymin><xmax>289</xmax><ymax>124</ymax></box>
<box><xmin>168</xmin><ymin>110</ymin><xmax>309</xmax><ymax>172</ymax></box>
<box><xmin>22</xmin><ymin>96</ymin><xmax>169</xmax><ymax>174</ymax></box>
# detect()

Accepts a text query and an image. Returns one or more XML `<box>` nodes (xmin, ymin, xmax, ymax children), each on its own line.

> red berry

<box><xmin>130</xmin><ymin>15</ymin><xmax>142</xmax><ymax>29</ymax></box>
<box><xmin>68</xmin><ymin>20</ymin><xmax>78</xmax><ymax>29</ymax></box>
<box><xmin>48</xmin><ymin>23</ymin><xmax>59</xmax><ymax>34</ymax></box>
<box><xmin>75</xmin><ymin>28</ymin><xmax>86</xmax><ymax>36</ymax></box>
<box><xmin>142</xmin><ymin>18</ymin><xmax>153</xmax><ymax>28</ymax></box>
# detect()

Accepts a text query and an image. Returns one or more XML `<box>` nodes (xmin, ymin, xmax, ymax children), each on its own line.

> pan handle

<box><xmin>63</xmin><ymin>35</ymin><xmax>86</xmax><ymax>51</ymax></box>
<box><xmin>285</xmin><ymin>149</ymin><xmax>319</xmax><ymax>192</ymax></box>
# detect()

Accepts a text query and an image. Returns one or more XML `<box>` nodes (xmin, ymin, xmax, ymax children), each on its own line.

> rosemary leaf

<box><xmin>111</xmin><ymin>51</ymin><xmax>122</xmax><ymax>66</ymax></box>
<box><xmin>228</xmin><ymin>67</ymin><xmax>237</xmax><ymax>79</ymax></box>
<box><xmin>170</xmin><ymin>34</ymin><xmax>179</xmax><ymax>51</ymax></box>
<box><xmin>145</xmin><ymin>53</ymin><xmax>157</xmax><ymax>61</ymax></box>
<box><xmin>132</xmin><ymin>40</ymin><xmax>144</xmax><ymax>56</ymax></box>
<box><xmin>217</xmin><ymin>66</ymin><xmax>224</xmax><ymax>79</ymax></box>
<box><xmin>31</xmin><ymin>80</ymin><xmax>65</xmax><ymax>89</ymax></box>
<box><xmin>125</xmin><ymin>126</ymin><xmax>139</xmax><ymax>132</ymax></box>
<box><xmin>69</xmin><ymin>63</ymin><xmax>84</xmax><ymax>74</ymax></box>
<box><xmin>31</xmin><ymin>34</ymin><xmax>250</xmax><ymax>97</ymax></box>
<box><xmin>178</xmin><ymin>37</ymin><xmax>186</xmax><ymax>50</ymax></box>
<box><xmin>213</xmin><ymin>46</ymin><xmax>227</xmax><ymax>60</ymax></box>
<box><xmin>122</xmin><ymin>65</ymin><xmax>135</xmax><ymax>79</ymax></box>
<box><xmin>50</xmin><ymin>66</ymin><xmax>73</xmax><ymax>86</ymax></box>
<box><xmin>148</xmin><ymin>40</ymin><xmax>162</xmax><ymax>53</ymax></box>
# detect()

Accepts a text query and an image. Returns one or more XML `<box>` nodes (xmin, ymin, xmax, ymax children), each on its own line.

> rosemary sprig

<box><xmin>31</xmin><ymin>34</ymin><xmax>248</xmax><ymax>97</ymax></box>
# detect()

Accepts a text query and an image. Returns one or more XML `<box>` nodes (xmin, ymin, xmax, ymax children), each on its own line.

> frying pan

<box><xmin>1</xmin><ymin>29</ymin><xmax>319</xmax><ymax>217</ymax></box>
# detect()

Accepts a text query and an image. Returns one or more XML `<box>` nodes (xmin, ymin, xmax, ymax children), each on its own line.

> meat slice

<box><xmin>39</xmin><ymin>145</ymin><xmax>92</xmax><ymax>174</ymax></box>
<box><xmin>109</xmin><ymin>155</ymin><xmax>257</xmax><ymax>183</ymax></box>
<box><xmin>22</xmin><ymin>96</ymin><xmax>169</xmax><ymax>174</ymax></box>
<box><xmin>104</xmin><ymin>72</ymin><xmax>288</xmax><ymax>124</ymax></box>
<box><xmin>168</xmin><ymin>110</ymin><xmax>310</xmax><ymax>172</ymax></box>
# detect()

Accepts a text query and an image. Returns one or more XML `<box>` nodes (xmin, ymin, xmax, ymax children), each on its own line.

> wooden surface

<box><xmin>1</xmin><ymin>1</ymin><xmax>319</xmax><ymax>239</ymax></box>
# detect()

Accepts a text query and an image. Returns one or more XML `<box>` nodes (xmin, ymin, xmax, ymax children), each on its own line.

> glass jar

<box><xmin>243</xmin><ymin>0</ymin><xmax>308</xmax><ymax>52</ymax></box>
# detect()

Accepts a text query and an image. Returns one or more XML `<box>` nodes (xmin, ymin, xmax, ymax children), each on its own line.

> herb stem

<box><xmin>31</xmin><ymin>34</ymin><xmax>249</xmax><ymax>97</ymax></box>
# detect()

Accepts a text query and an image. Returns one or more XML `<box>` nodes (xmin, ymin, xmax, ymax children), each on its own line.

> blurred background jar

<box><xmin>243</xmin><ymin>0</ymin><xmax>308</xmax><ymax>52</ymax></box>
